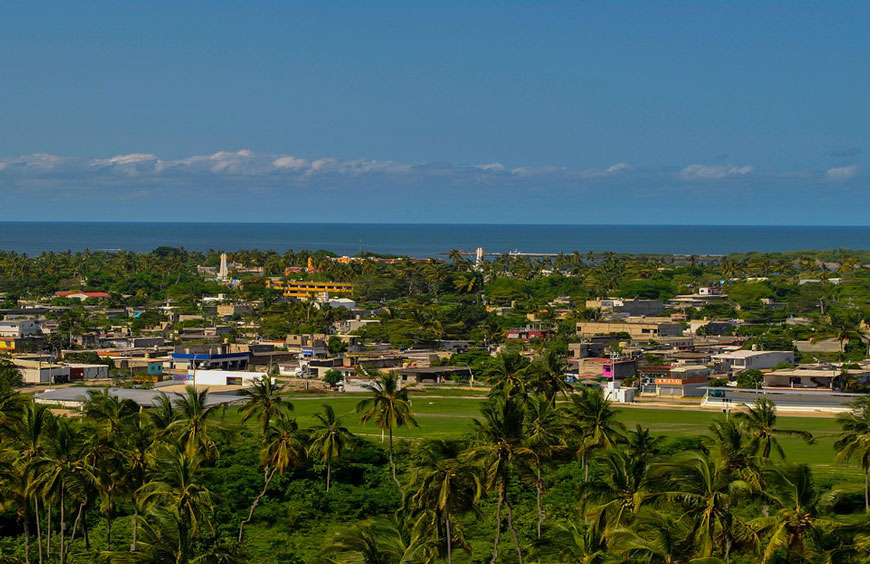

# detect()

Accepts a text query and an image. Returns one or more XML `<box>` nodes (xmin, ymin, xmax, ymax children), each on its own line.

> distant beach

<box><xmin>1</xmin><ymin>222</ymin><xmax>869</xmax><ymax>256</ymax></box>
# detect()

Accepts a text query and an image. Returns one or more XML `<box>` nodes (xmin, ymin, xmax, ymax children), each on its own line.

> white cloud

<box><xmin>679</xmin><ymin>164</ymin><xmax>753</xmax><ymax>180</ymax></box>
<box><xmin>92</xmin><ymin>153</ymin><xmax>159</xmax><ymax>166</ymax></box>
<box><xmin>477</xmin><ymin>162</ymin><xmax>506</xmax><ymax>171</ymax></box>
<box><xmin>272</xmin><ymin>156</ymin><xmax>308</xmax><ymax>169</ymax></box>
<box><xmin>579</xmin><ymin>162</ymin><xmax>632</xmax><ymax>178</ymax></box>
<box><xmin>825</xmin><ymin>165</ymin><xmax>858</xmax><ymax>180</ymax></box>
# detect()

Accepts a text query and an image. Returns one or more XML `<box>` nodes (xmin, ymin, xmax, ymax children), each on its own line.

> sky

<box><xmin>0</xmin><ymin>1</ymin><xmax>868</xmax><ymax>224</ymax></box>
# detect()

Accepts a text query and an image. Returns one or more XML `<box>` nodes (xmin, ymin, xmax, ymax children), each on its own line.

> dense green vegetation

<box><xmin>1</xmin><ymin>368</ymin><xmax>870</xmax><ymax>563</ymax></box>
<box><xmin>3</xmin><ymin>247</ymin><xmax>870</xmax><ymax>561</ymax></box>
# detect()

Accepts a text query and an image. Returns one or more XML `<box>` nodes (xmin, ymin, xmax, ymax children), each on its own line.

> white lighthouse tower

<box><xmin>218</xmin><ymin>253</ymin><xmax>228</xmax><ymax>280</ymax></box>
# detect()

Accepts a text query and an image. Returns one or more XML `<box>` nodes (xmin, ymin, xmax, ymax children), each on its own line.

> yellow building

<box><xmin>0</xmin><ymin>338</ymin><xmax>16</xmax><ymax>352</ymax></box>
<box><xmin>265</xmin><ymin>279</ymin><xmax>354</xmax><ymax>298</ymax></box>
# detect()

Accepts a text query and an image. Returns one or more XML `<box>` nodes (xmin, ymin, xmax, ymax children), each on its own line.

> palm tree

<box><xmin>356</xmin><ymin>371</ymin><xmax>418</xmax><ymax>487</ymax></box>
<box><xmin>524</xmin><ymin>394</ymin><xmax>566</xmax><ymax>538</ymax></box>
<box><xmin>581</xmin><ymin>448</ymin><xmax>655</xmax><ymax>533</ymax></box>
<box><xmin>121</xmin><ymin>413</ymin><xmax>155</xmax><ymax>552</ymax></box>
<box><xmin>835</xmin><ymin>396</ymin><xmax>870</xmax><ymax>512</ymax></box>
<box><xmin>167</xmin><ymin>386</ymin><xmax>226</xmax><ymax>460</ymax></box>
<box><xmin>755</xmin><ymin>464</ymin><xmax>847</xmax><ymax>563</ymax></box>
<box><xmin>137</xmin><ymin>442</ymin><xmax>214</xmax><ymax>564</ymax></box>
<box><xmin>83</xmin><ymin>389</ymin><xmax>138</xmax><ymax>436</ymax></box>
<box><xmin>564</xmin><ymin>387</ymin><xmax>626</xmax><ymax>482</ymax></box>
<box><xmin>656</xmin><ymin>452</ymin><xmax>754</xmax><ymax>561</ymax></box>
<box><xmin>147</xmin><ymin>392</ymin><xmax>178</xmax><ymax>432</ymax></box>
<box><xmin>528</xmin><ymin>349</ymin><xmax>572</xmax><ymax>399</ymax></box>
<box><xmin>308</xmin><ymin>404</ymin><xmax>354</xmax><ymax>492</ymax></box>
<box><xmin>814</xmin><ymin>308</ymin><xmax>865</xmax><ymax>357</ymax></box>
<box><xmin>317</xmin><ymin>517</ymin><xmax>430</xmax><ymax>564</ymax></box>
<box><xmin>735</xmin><ymin>398</ymin><xmax>814</xmax><ymax>461</ymax></box>
<box><xmin>485</xmin><ymin>350</ymin><xmax>532</xmax><ymax>399</ymax></box>
<box><xmin>530</xmin><ymin>520</ymin><xmax>607</xmax><ymax>564</ymax></box>
<box><xmin>238</xmin><ymin>415</ymin><xmax>306</xmax><ymax>542</ymax></box>
<box><xmin>626</xmin><ymin>424</ymin><xmax>663</xmax><ymax>461</ymax></box>
<box><xmin>239</xmin><ymin>376</ymin><xmax>291</xmax><ymax>433</ymax></box>
<box><xmin>407</xmin><ymin>452</ymin><xmax>482</xmax><ymax>564</ymax></box>
<box><xmin>32</xmin><ymin>418</ymin><xmax>93</xmax><ymax>564</ymax></box>
<box><xmin>609</xmin><ymin>509</ymin><xmax>715</xmax><ymax>564</ymax></box>
<box><xmin>464</xmin><ymin>394</ymin><xmax>533</xmax><ymax>564</ymax></box>
<box><xmin>18</xmin><ymin>403</ymin><xmax>53</xmax><ymax>564</ymax></box>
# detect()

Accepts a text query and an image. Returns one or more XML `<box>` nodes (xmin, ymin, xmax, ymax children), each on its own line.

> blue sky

<box><xmin>0</xmin><ymin>1</ymin><xmax>867</xmax><ymax>223</ymax></box>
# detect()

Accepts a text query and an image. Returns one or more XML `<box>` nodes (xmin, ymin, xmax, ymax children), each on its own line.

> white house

<box><xmin>0</xmin><ymin>319</ymin><xmax>42</xmax><ymax>338</ymax></box>
<box><xmin>174</xmin><ymin>370</ymin><xmax>269</xmax><ymax>387</ymax></box>
<box><xmin>712</xmin><ymin>350</ymin><xmax>794</xmax><ymax>373</ymax></box>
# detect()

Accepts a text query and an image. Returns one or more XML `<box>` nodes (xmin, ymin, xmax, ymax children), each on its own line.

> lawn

<box><xmin>237</xmin><ymin>393</ymin><xmax>861</xmax><ymax>485</ymax></box>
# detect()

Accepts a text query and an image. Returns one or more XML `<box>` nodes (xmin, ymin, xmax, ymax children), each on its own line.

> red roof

<box><xmin>56</xmin><ymin>291</ymin><xmax>110</xmax><ymax>298</ymax></box>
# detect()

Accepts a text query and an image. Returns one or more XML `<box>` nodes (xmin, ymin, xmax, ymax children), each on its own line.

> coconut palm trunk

<box><xmin>505</xmin><ymin>500</ymin><xmax>524</xmax><ymax>564</ymax></box>
<box><xmin>66</xmin><ymin>503</ymin><xmax>84</xmax><ymax>560</ymax></box>
<box><xmin>490</xmin><ymin>484</ymin><xmax>503</xmax><ymax>564</ymax></box>
<box><xmin>445</xmin><ymin>513</ymin><xmax>453</xmax><ymax>564</ymax></box>
<box><xmin>865</xmin><ymin>467</ymin><xmax>869</xmax><ymax>513</ymax></box>
<box><xmin>24</xmin><ymin>507</ymin><xmax>30</xmax><ymax>564</ymax></box>
<box><xmin>34</xmin><ymin>497</ymin><xmax>43</xmax><ymax>564</ymax></box>
<box><xmin>58</xmin><ymin>490</ymin><xmax>64</xmax><ymax>564</ymax></box>
<box><xmin>326</xmin><ymin>461</ymin><xmax>331</xmax><ymax>492</ymax></box>
<box><xmin>238</xmin><ymin>467</ymin><xmax>278</xmax><ymax>542</ymax></box>
<box><xmin>389</xmin><ymin>427</ymin><xmax>399</xmax><ymax>487</ymax></box>
<box><xmin>46</xmin><ymin>505</ymin><xmax>51</xmax><ymax>560</ymax></box>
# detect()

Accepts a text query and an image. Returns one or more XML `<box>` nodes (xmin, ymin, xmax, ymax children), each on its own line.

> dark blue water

<box><xmin>1</xmin><ymin>223</ymin><xmax>869</xmax><ymax>256</ymax></box>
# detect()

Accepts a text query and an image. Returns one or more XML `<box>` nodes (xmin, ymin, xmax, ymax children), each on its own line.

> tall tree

<box><xmin>564</xmin><ymin>387</ymin><xmax>626</xmax><ymax>482</ymax></box>
<box><xmin>835</xmin><ymin>396</ymin><xmax>870</xmax><ymax>513</ymax></box>
<box><xmin>408</xmin><ymin>452</ymin><xmax>482</xmax><ymax>564</ymax></box>
<box><xmin>137</xmin><ymin>443</ymin><xmax>214</xmax><ymax>564</ymax></box>
<box><xmin>307</xmin><ymin>404</ymin><xmax>355</xmax><ymax>492</ymax></box>
<box><xmin>356</xmin><ymin>371</ymin><xmax>417</xmax><ymax>487</ymax></box>
<box><xmin>465</xmin><ymin>394</ymin><xmax>533</xmax><ymax>564</ymax></box>
<box><xmin>523</xmin><ymin>394</ymin><xmax>566</xmax><ymax>538</ymax></box>
<box><xmin>167</xmin><ymin>386</ymin><xmax>227</xmax><ymax>460</ymax></box>
<box><xmin>735</xmin><ymin>398</ymin><xmax>814</xmax><ymax>461</ymax></box>
<box><xmin>238</xmin><ymin>416</ymin><xmax>306</xmax><ymax>542</ymax></box>
<box><xmin>239</xmin><ymin>376</ymin><xmax>292</xmax><ymax>433</ymax></box>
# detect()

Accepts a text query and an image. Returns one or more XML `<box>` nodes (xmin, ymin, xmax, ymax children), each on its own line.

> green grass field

<box><xmin>238</xmin><ymin>394</ymin><xmax>860</xmax><ymax>485</ymax></box>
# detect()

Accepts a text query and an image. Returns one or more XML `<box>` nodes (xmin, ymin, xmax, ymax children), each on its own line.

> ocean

<box><xmin>1</xmin><ymin>222</ymin><xmax>869</xmax><ymax>256</ymax></box>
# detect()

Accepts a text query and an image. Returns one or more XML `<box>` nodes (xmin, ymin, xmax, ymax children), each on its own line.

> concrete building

<box><xmin>67</xmin><ymin>363</ymin><xmax>109</xmax><ymax>381</ymax></box>
<box><xmin>572</xmin><ymin>357</ymin><xmax>637</xmax><ymax>381</ymax></box>
<box><xmin>54</xmin><ymin>291</ymin><xmax>110</xmax><ymax>301</ymax></box>
<box><xmin>654</xmin><ymin>365</ymin><xmax>710</xmax><ymax>397</ymax></box>
<box><xmin>568</xmin><ymin>338</ymin><xmax>611</xmax><ymax>361</ymax></box>
<box><xmin>285</xmin><ymin>334</ymin><xmax>329</xmax><ymax>357</ymax></box>
<box><xmin>763</xmin><ymin>368</ymin><xmax>840</xmax><ymax>390</ymax></box>
<box><xmin>0</xmin><ymin>319</ymin><xmax>42</xmax><ymax>337</ymax></box>
<box><xmin>396</xmin><ymin>366</ymin><xmax>472</xmax><ymax>385</ymax></box>
<box><xmin>505</xmin><ymin>325</ymin><xmax>556</xmax><ymax>342</ymax></box>
<box><xmin>702</xmin><ymin>387</ymin><xmax>862</xmax><ymax>413</ymax></box>
<box><xmin>585</xmin><ymin>298</ymin><xmax>664</xmax><ymax>317</ymax></box>
<box><xmin>170</xmin><ymin>370</ymin><xmax>268</xmax><ymax>387</ymax></box>
<box><xmin>13</xmin><ymin>359</ymin><xmax>70</xmax><ymax>384</ymax></box>
<box><xmin>316</xmin><ymin>297</ymin><xmax>357</xmax><ymax>310</ymax></box>
<box><xmin>170</xmin><ymin>345</ymin><xmax>251</xmax><ymax>371</ymax></box>
<box><xmin>792</xmin><ymin>339</ymin><xmax>842</xmax><ymax>353</ymax></box>
<box><xmin>265</xmin><ymin>279</ymin><xmax>354</xmax><ymax>298</ymax></box>
<box><xmin>576</xmin><ymin>320</ymin><xmax>683</xmax><ymax>339</ymax></box>
<box><xmin>712</xmin><ymin>350</ymin><xmax>795</xmax><ymax>373</ymax></box>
